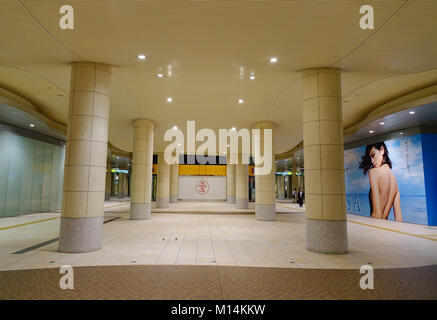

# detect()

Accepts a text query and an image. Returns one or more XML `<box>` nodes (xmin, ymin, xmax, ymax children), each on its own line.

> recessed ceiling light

<box><xmin>167</xmin><ymin>97</ymin><xmax>173</xmax><ymax>103</ymax></box>
<box><xmin>409</xmin><ymin>111</ymin><xmax>415</xmax><ymax>114</ymax></box>
<box><xmin>238</xmin><ymin>99</ymin><xmax>244</xmax><ymax>104</ymax></box>
<box><xmin>400</xmin><ymin>132</ymin><xmax>404</xmax><ymax>135</ymax></box>
<box><xmin>249</xmin><ymin>75</ymin><xmax>255</xmax><ymax>80</ymax></box>
<box><xmin>270</xmin><ymin>57</ymin><xmax>278</xmax><ymax>63</ymax></box>
<box><xmin>173</xmin><ymin>126</ymin><xmax>178</xmax><ymax>130</ymax></box>
<box><xmin>157</xmin><ymin>73</ymin><xmax>163</xmax><ymax>78</ymax></box>
<box><xmin>138</xmin><ymin>54</ymin><xmax>147</xmax><ymax>60</ymax></box>
<box><xmin>29</xmin><ymin>124</ymin><xmax>35</xmax><ymax>127</ymax></box>
<box><xmin>380</xmin><ymin>122</ymin><xmax>385</xmax><ymax>125</ymax></box>
<box><xmin>369</xmin><ymin>130</ymin><xmax>374</xmax><ymax>134</ymax></box>
<box><xmin>231</xmin><ymin>127</ymin><xmax>236</xmax><ymax>131</ymax></box>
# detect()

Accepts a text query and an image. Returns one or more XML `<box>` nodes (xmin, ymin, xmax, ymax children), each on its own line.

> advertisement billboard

<box><xmin>345</xmin><ymin>134</ymin><xmax>427</xmax><ymax>225</ymax></box>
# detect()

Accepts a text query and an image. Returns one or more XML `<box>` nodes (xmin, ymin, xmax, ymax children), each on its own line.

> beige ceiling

<box><xmin>1</xmin><ymin>0</ymin><xmax>437</xmax><ymax>154</ymax></box>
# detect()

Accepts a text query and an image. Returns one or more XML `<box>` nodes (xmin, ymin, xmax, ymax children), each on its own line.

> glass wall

<box><xmin>0</xmin><ymin>128</ymin><xmax>65</xmax><ymax>217</ymax></box>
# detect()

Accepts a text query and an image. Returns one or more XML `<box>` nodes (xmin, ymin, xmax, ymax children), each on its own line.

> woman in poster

<box><xmin>359</xmin><ymin>142</ymin><xmax>402</xmax><ymax>222</ymax></box>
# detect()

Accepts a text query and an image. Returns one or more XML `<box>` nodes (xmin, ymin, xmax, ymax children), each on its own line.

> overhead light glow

<box><xmin>138</xmin><ymin>54</ymin><xmax>146</xmax><ymax>60</ymax></box>
<box><xmin>173</xmin><ymin>126</ymin><xmax>178</xmax><ymax>130</ymax></box>
<box><xmin>409</xmin><ymin>111</ymin><xmax>415</xmax><ymax>114</ymax></box>
<box><xmin>30</xmin><ymin>124</ymin><xmax>35</xmax><ymax>127</ymax></box>
<box><xmin>167</xmin><ymin>97</ymin><xmax>173</xmax><ymax>103</ymax></box>
<box><xmin>231</xmin><ymin>127</ymin><xmax>236</xmax><ymax>131</ymax></box>
<box><xmin>270</xmin><ymin>57</ymin><xmax>278</xmax><ymax>63</ymax></box>
<box><xmin>369</xmin><ymin>130</ymin><xmax>374</xmax><ymax>134</ymax></box>
<box><xmin>249</xmin><ymin>75</ymin><xmax>255</xmax><ymax>80</ymax></box>
<box><xmin>380</xmin><ymin>122</ymin><xmax>385</xmax><ymax>125</ymax></box>
<box><xmin>157</xmin><ymin>73</ymin><xmax>163</xmax><ymax>78</ymax></box>
<box><xmin>238</xmin><ymin>99</ymin><xmax>244</xmax><ymax>104</ymax></box>
<box><xmin>400</xmin><ymin>132</ymin><xmax>404</xmax><ymax>135</ymax></box>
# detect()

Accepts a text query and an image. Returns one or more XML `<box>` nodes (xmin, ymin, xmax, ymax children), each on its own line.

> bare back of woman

<box><xmin>369</xmin><ymin>164</ymin><xmax>402</xmax><ymax>221</ymax></box>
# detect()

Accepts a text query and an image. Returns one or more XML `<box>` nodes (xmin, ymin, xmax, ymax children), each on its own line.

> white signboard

<box><xmin>178</xmin><ymin>176</ymin><xmax>226</xmax><ymax>200</ymax></box>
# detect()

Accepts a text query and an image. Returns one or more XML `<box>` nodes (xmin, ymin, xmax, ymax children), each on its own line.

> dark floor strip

<box><xmin>103</xmin><ymin>217</ymin><xmax>121</xmax><ymax>224</ymax></box>
<box><xmin>11</xmin><ymin>217</ymin><xmax>121</xmax><ymax>254</ymax></box>
<box><xmin>12</xmin><ymin>238</ymin><xmax>59</xmax><ymax>254</ymax></box>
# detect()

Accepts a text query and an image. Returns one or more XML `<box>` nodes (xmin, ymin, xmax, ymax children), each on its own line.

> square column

<box><xmin>130</xmin><ymin>119</ymin><xmax>154</xmax><ymax>219</ymax></box>
<box><xmin>235</xmin><ymin>158</ymin><xmax>248</xmax><ymax>209</ymax></box>
<box><xmin>170</xmin><ymin>163</ymin><xmax>179</xmax><ymax>203</ymax></box>
<box><xmin>156</xmin><ymin>152</ymin><xmax>170</xmax><ymax>208</ymax></box>
<box><xmin>226</xmin><ymin>153</ymin><xmax>236</xmax><ymax>203</ymax></box>
<box><xmin>254</xmin><ymin>121</ymin><xmax>276</xmax><ymax>221</ymax></box>
<box><xmin>302</xmin><ymin>67</ymin><xmax>348</xmax><ymax>254</ymax></box>
<box><xmin>59</xmin><ymin>62</ymin><xmax>111</xmax><ymax>253</ymax></box>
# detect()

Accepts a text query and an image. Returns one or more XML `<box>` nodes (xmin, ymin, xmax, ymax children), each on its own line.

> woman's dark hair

<box><xmin>358</xmin><ymin>142</ymin><xmax>392</xmax><ymax>175</ymax></box>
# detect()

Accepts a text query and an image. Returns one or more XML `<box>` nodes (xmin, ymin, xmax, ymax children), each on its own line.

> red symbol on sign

<box><xmin>195</xmin><ymin>180</ymin><xmax>209</xmax><ymax>194</ymax></box>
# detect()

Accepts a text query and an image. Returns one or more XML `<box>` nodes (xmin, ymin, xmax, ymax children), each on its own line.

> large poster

<box><xmin>344</xmin><ymin>134</ymin><xmax>427</xmax><ymax>225</ymax></box>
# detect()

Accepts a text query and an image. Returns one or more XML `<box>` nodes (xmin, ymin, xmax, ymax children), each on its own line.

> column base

<box><xmin>277</xmin><ymin>195</ymin><xmax>285</xmax><ymax>200</ymax></box>
<box><xmin>227</xmin><ymin>195</ymin><xmax>236</xmax><ymax>204</ymax></box>
<box><xmin>255</xmin><ymin>204</ymin><xmax>276</xmax><ymax>221</ymax></box>
<box><xmin>170</xmin><ymin>195</ymin><xmax>178</xmax><ymax>203</ymax></box>
<box><xmin>58</xmin><ymin>217</ymin><xmax>103</xmax><ymax>253</ymax></box>
<box><xmin>157</xmin><ymin>197</ymin><xmax>169</xmax><ymax>208</ymax></box>
<box><xmin>104</xmin><ymin>192</ymin><xmax>111</xmax><ymax>201</ymax></box>
<box><xmin>130</xmin><ymin>202</ymin><xmax>151</xmax><ymax>220</ymax></box>
<box><xmin>236</xmin><ymin>198</ymin><xmax>248</xmax><ymax>209</ymax></box>
<box><xmin>306</xmin><ymin>218</ymin><xmax>348</xmax><ymax>254</ymax></box>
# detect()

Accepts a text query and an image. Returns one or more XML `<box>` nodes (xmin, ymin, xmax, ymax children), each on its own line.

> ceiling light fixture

<box><xmin>409</xmin><ymin>111</ymin><xmax>415</xmax><ymax>114</ymax></box>
<box><xmin>173</xmin><ymin>126</ymin><xmax>178</xmax><ymax>130</ymax></box>
<box><xmin>157</xmin><ymin>73</ymin><xmax>163</xmax><ymax>78</ymax></box>
<box><xmin>369</xmin><ymin>130</ymin><xmax>374</xmax><ymax>134</ymax></box>
<box><xmin>400</xmin><ymin>132</ymin><xmax>404</xmax><ymax>135</ymax></box>
<box><xmin>270</xmin><ymin>57</ymin><xmax>278</xmax><ymax>63</ymax></box>
<box><xmin>167</xmin><ymin>97</ymin><xmax>173</xmax><ymax>103</ymax></box>
<box><xmin>138</xmin><ymin>54</ymin><xmax>147</xmax><ymax>60</ymax></box>
<box><xmin>238</xmin><ymin>99</ymin><xmax>244</xmax><ymax>104</ymax></box>
<box><xmin>249</xmin><ymin>75</ymin><xmax>255</xmax><ymax>80</ymax></box>
<box><xmin>380</xmin><ymin>122</ymin><xmax>385</xmax><ymax>125</ymax></box>
<box><xmin>29</xmin><ymin>124</ymin><xmax>35</xmax><ymax>127</ymax></box>
<box><xmin>231</xmin><ymin>127</ymin><xmax>236</xmax><ymax>131</ymax></box>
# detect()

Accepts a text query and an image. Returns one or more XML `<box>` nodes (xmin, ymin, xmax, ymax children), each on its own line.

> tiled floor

<box><xmin>0</xmin><ymin>200</ymin><xmax>436</xmax><ymax>271</ymax></box>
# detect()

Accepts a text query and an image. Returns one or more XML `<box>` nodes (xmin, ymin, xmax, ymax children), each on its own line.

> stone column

<box><xmin>254</xmin><ymin>121</ymin><xmax>276</xmax><ymax>221</ymax></box>
<box><xmin>277</xmin><ymin>176</ymin><xmax>285</xmax><ymax>200</ymax></box>
<box><xmin>156</xmin><ymin>152</ymin><xmax>170</xmax><ymax>208</ymax></box>
<box><xmin>302</xmin><ymin>67</ymin><xmax>348</xmax><ymax>254</ymax></box>
<box><xmin>130</xmin><ymin>118</ymin><xmax>154</xmax><ymax>220</ymax></box>
<box><xmin>292</xmin><ymin>166</ymin><xmax>298</xmax><ymax>192</ymax></box>
<box><xmin>104</xmin><ymin>156</ymin><xmax>112</xmax><ymax>200</ymax></box>
<box><xmin>118</xmin><ymin>173</ymin><xmax>127</xmax><ymax>197</ymax></box>
<box><xmin>226</xmin><ymin>153</ymin><xmax>236</xmax><ymax>203</ymax></box>
<box><xmin>235</xmin><ymin>156</ymin><xmax>248</xmax><ymax>209</ymax></box>
<box><xmin>170</xmin><ymin>163</ymin><xmax>179</xmax><ymax>203</ymax></box>
<box><xmin>59</xmin><ymin>62</ymin><xmax>111</xmax><ymax>253</ymax></box>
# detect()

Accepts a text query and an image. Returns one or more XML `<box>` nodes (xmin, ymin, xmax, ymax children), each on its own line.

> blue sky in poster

<box><xmin>344</xmin><ymin>134</ymin><xmax>427</xmax><ymax>225</ymax></box>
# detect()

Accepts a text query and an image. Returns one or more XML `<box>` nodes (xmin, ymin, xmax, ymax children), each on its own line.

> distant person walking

<box><xmin>292</xmin><ymin>188</ymin><xmax>297</xmax><ymax>203</ymax></box>
<box><xmin>297</xmin><ymin>188</ymin><xmax>305</xmax><ymax>207</ymax></box>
